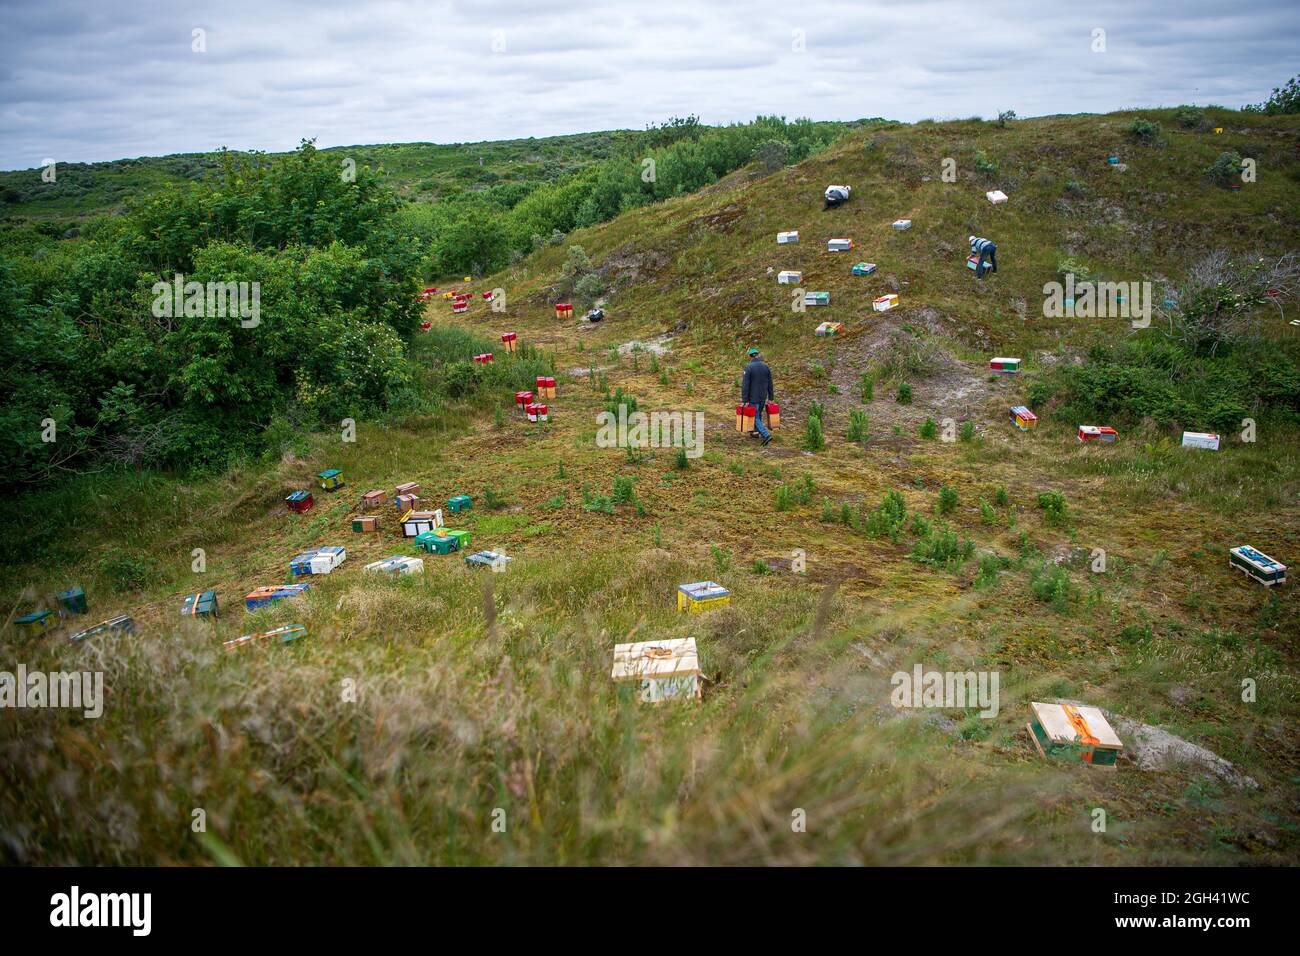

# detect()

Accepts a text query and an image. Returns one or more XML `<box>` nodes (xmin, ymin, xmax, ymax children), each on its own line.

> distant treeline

<box><xmin>395</xmin><ymin>114</ymin><xmax>853</xmax><ymax>276</ymax></box>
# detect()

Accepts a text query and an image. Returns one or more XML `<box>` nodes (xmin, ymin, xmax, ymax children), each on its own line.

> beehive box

<box><xmin>285</xmin><ymin>490</ymin><xmax>314</xmax><ymax>513</ymax></box>
<box><xmin>611</xmin><ymin>637</ymin><xmax>702</xmax><ymax>703</ymax></box>
<box><xmin>290</xmin><ymin>546</ymin><xmax>347</xmax><ymax>576</ymax></box>
<box><xmin>395</xmin><ymin>493</ymin><xmax>420</xmax><ymax>514</ymax></box>
<box><xmin>536</xmin><ymin>376</ymin><xmax>556</xmax><ymax>398</ymax></box>
<box><xmin>364</xmin><ymin>555</ymin><xmax>425</xmax><ymax>577</ymax></box>
<box><xmin>766</xmin><ymin>402</ymin><xmax>780</xmax><ymax>429</ymax></box>
<box><xmin>1028</xmin><ymin>702</ymin><xmax>1123</xmax><ymax>767</ymax></box>
<box><xmin>67</xmin><ymin>614</ymin><xmax>135</xmax><ymax>643</ymax></box>
<box><xmin>1077</xmin><ymin>425</ymin><xmax>1118</xmax><ymax>442</ymax></box>
<box><xmin>465</xmin><ymin>550</ymin><xmax>511</xmax><ymax>569</ymax></box>
<box><xmin>815</xmin><ymin>321</ymin><xmax>843</xmax><ymax>337</ymax></box>
<box><xmin>777</xmin><ymin>231</ymin><xmax>799</xmax><ymax>244</ymax></box>
<box><xmin>224</xmin><ymin>624</ymin><xmax>306</xmax><ymax>652</ymax></box>
<box><xmin>1181</xmin><ymin>431</ymin><xmax>1220</xmax><ymax>451</ymax></box>
<box><xmin>555</xmin><ymin>303</ymin><xmax>573</xmax><ymax>319</ymax></box>
<box><xmin>515</xmin><ymin>390</ymin><xmax>534</xmax><ymax>408</ymax></box>
<box><xmin>986</xmin><ymin>190</ymin><xmax>1008</xmax><ymax>204</ymax></box>
<box><xmin>473</xmin><ymin>353</ymin><xmax>494</xmax><ymax>364</ymax></box>
<box><xmin>1107</xmin><ymin>155</ymin><xmax>1120</xmax><ymax>164</ymax></box>
<box><xmin>452</xmin><ymin>302</ymin><xmax>467</xmax><ymax>314</ymax></box>
<box><xmin>966</xmin><ymin>255</ymin><xmax>982</xmax><ymax>272</ymax></box>
<box><xmin>872</xmin><ymin>294</ymin><xmax>899</xmax><ymax>312</ymax></box>
<box><xmin>362</xmin><ymin>489</ymin><xmax>386</xmax><ymax>508</ymax></box>
<box><xmin>677</xmin><ymin>581</ymin><xmax>731</xmax><ymax>613</ymax></box>
<box><xmin>851</xmin><ymin>262</ymin><xmax>876</xmax><ymax>276</ymax></box>
<box><xmin>351</xmin><ymin>515</ymin><xmax>381</xmax><ymax>533</ymax></box>
<box><xmin>501</xmin><ymin>332</ymin><xmax>517</xmax><ymax>352</ymax></box>
<box><xmin>401</xmin><ymin>510</ymin><xmax>444</xmax><ymax>538</ymax></box>
<box><xmin>526</xmin><ymin>402</ymin><xmax>549</xmax><ymax>423</ymax></box>
<box><xmin>735</xmin><ymin>404</ymin><xmax>756</xmax><ymax>433</ymax></box>
<box><xmin>777</xmin><ymin>270</ymin><xmax>802</xmax><ymax>284</ymax></box>
<box><xmin>180</xmin><ymin>590</ymin><xmax>219</xmax><ymax>619</ymax></box>
<box><xmin>447</xmin><ymin>494</ymin><xmax>472</xmax><ymax>513</ymax></box>
<box><xmin>16</xmin><ymin>610</ymin><xmax>54</xmax><ymax>636</ymax></box>
<box><xmin>891</xmin><ymin>219</ymin><xmax>912</xmax><ymax>230</ymax></box>
<box><xmin>317</xmin><ymin>468</ymin><xmax>344</xmax><ymax>492</ymax></box>
<box><xmin>57</xmin><ymin>587</ymin><xmax>88</xmax><ymax>615</ymax></box>
<box><xmin>395</xmin><ymin>481</ymin><xmax>420</xmax><ymax>497</ymax></box>
<box><xmin>1010</xmin><ymin>406</ymin><xmax>1038</xmax><ymax>431</ymax></box>
<box><xmin>989</xmin><ymin>357</ymin><xmax>1020</xmax><ymax>374</ymax></box>
<box><xmin>804</xmin><ymin>291</ymin><xmax>830</xmax><ymax>307</ymax></box>
<box><xmin>827</xmin><ymin>238</ymin><xmax>854</xmax><ymax>252</ymax></box>
<box><xmin>1229</xmin><ymin>546</ymin><xmax>1287</xmax><ymax>586</ymax></box>
<box><xmin>415</xmin><ymin>528</ymin><xmax>470</xmax><ymax>554</ymax></box>
<box><xmin>243</xmin><ymin>584</ymin><xmax>310</xmax><ymax>611</ymax></box>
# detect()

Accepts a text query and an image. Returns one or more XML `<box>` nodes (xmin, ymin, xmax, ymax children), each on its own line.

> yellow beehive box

<box><xmin>611</xmin><ymin>637</ymin><xmax>701</xmax><ymax>703</ymax></box>
<box><xmin>676</xmin><ymin>580</ymin><xmax>731</xmax><ymax>613</ymax></box>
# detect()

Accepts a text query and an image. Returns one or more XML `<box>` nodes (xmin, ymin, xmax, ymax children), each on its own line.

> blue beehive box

<box><xmin>447</xmin><ymin>494</ymin><xmax>472</xmax><ymax>513</ymax></box>
<box><xmin>244</xmin><ymin>584</ymin><xmax>311</xmax><ymax>611</ymax></box>
<box><xmin>57</xmin><ymin>587</ymin><xmax>88</xmax><ymax>615</ymax></box>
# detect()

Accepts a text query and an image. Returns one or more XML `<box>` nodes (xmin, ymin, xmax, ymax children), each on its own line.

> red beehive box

<box><xmin>419</xmin><ymin>320</ymin><xmax>432</xmax><ymax>331</ymax></box>
<box><xmin>555</xmin><ymin>303</ymin><xmax>573</xmax><ymax>319</ymax></box>
<box><xmin>286</xmin><ymin>490</ymin><xmax>314</xmax><ymax>513</ymax></box>
<box><xmin>536</xmin><ymin>375</ymin><xmax>556</xmax><ymax>399</ymax></box>
<box><xmin>526</xmin><ymin>402</ymin><xmax>549</xmax><ymax>423</ymax></box>
<box><xmin>766</xmin><ymin>402</ymin><xmax>780</xmax><ymax>429</ymax></box>
<box><xmin>735</xmin><ymin>404</ymin><xmax>756</xmax><ymax>433</ymax></box>
<box><xmin>481</xmin><ymin>291</ymin><xmax>493</xmax><ymax>300</ymax></box>
<box><xmin>452</xmin><ymin>302</ymin><xmax>467</xmax><ymax>314</ymax></box>
<box><xmin>501</xmin><ymin>332</ymin><xmax>517</xmax><ymax>352</ymax></box>
<box><xmin>473</xmin><ymin>353</ymin><xmax>494</xmax><ymax>364</ymax></box>
<box><xmin>515</xmin><ymin>390</ymin><xmax>534</xmax><ymax>408</ymax></box>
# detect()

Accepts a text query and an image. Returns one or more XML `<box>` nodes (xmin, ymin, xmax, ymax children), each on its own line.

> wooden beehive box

<box><xmin>1077</xmin><ymin>425</ymin><xmax>1118</xmax><ymax>442</ymax></box>
<box><xmin>526</xmin><ymin>402</ymin><xmax>549</xmax><ymax>422</ymax></box>
<box><xmin>766</xmin><ymin>402</ymin><xmax>780</xmax><ymax>429</ymax></box>
<box><xmin>501</xmin><ymin>332</ymin><xmax>517</xmax><ymax>352</ymax></box>
<box><xmin>290</xmin><ymin>546</ymin><xmax>346</xmax><ymax>576</ymax></box>
<box><xmin>815</xmin><ymin>321</ymin><xmax>842</xmax><ymax>337</ymax></box>
<box><xmin>1010</xmin><ymin>406</ymin><xmax>1037</xmax><ymax>430</ymax></box>
<box><xmin>851</xmin><ymin>262</ymin><xmax>876</xmax><ymax>276</ymax></box>
<box><xmin>317</xmin><ymin>469</ymin><xmax>344</xmax><ymax>492</ymax></box>
<box><xmin>243</xmin><ymin>584</ymin><xmax>310</xmax><ymax>611</ymax></box>
<box><xmin>225</xmin><ymin>624</ymin><xmax>306</xmax><ymax>652</ymax></box>
<box><xmin>1229</xmin><ymin>546</ymin><xmax>1287</xmax><ymax>586</ymax></box>
<box><xmin>362</xmin><ymin>489</ymin><xmax>386</xmax><ymax>508</ymax></box>
<box><xmin>872</xmin><ymin>294</ymin><xmax>899</xmax><ymax>312</ymax></box>
<box><xmin>1028</xmin><ymin>702</ymin><xmax>1123</xmax><ymax>768</ymax></box>
<box><xmin>1181</xmin><ymin>431</ymin><xmax>1220</xmax><ymax>451</ymax></box>
<box><xmin>180</xmin><ymin>590</ymin><xmax>219</xmax><ymax>619</ymax></box>
<box><xmin>395</xmin><ymin>482</ymin><xmax>420</xmax><ymax>497</ymax></box>
<box><xmin>827</xmin><ymin>238</ymin><xmax>853</xmax><ymax>252</ymax></box>
<box><xmin>16</xmin><ymin>610</ymin><xmax>54</xmax><ymax>637</ymax></box>
<box><xmin>286</xmin><ymin>490</ymin><xmax>314</xmax><ymax>513</ymax></box>
<box><xmin>57</xmin><ymin>587</ymin><xmax>88</xmax><ymax>615</ymax></box>
<box><xmin>364</xmin><ymin>555</ymin><xmax>425</xmax><ymax>577</ymax></box>
<box><xmin>989</xmin><ymin>357</ymin><xmax>1020</xmax><ymax>374</ymax></box>
<box><xmin>352</xmin><ymin>515</ymin><xmax>381</xmax><ymax>533</ymax></box>
<box><xmin>735</xmin><ymin>404</ymin><xmax>756</xmax><ymax>433</ymax></box>
<box><xmin>986</xmin><ymin>189</ymin><xmax>1008</xmax><ymax>204</ymax></box>
<box><xmin>611</xmin><ymin>637</ymin><xmax>702</xmax><ymax>703</ymax></box>
<box><xmin>677</xmin><ymin>581</ymin><xmax>731</xmax><ymax>613</ymax></box>
<box><xmin>395</xmin><ymin>493</ymin><xmax>420</xmax><ymax>514</ymax></box>
<box><xmin>68</xmin><ymin>615</ymin><xmax>135</xmax><ymax>643</ymax></box>
<box><xmin>402</xmin><ymin>510</ymin><xmax>444</xmax><ymax>538</ymax></box>
<box><xmin>891</xmin><ymin>219</ymin><xmax>911</xmax><ymax>230</ymax></box>
<box><xmin>555</xmin><ymin>303</ymin><xmax>573</xmax><ymax>318</ymax></box>
<box><xmin>415</xmin><ymin>528</ymin><xmax>470</xmax><ymax>554</ymax></box>
<box><xmin>777</xmin><ymin>270</ymin><xmax>802</xmax><ymax>284</ymax></box>
<box><xmin>804</xmin><ymin>291</ymin><xmax>830</xmax><ymax>307</ymax></box>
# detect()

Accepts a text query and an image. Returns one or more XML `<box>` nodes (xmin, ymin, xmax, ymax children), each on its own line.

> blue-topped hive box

<box><xmin>317</xmin><ymin>469</ymin><xmax>344</xmax><ymax>492</ymax></box>
<box><xmin>16</xmin><ymin>609</ymin><xmax>54</xmax><ymax>636</ymax></box>
<box><xmin>57</xmin><ymin>587</ymin><xmax>88</xmax><ymax>615</ymax></box>
<box><xmin>364</xmin><ymin>555</ymin><xmax>425</xmax><ymax>577</ymax></box>
<box><xmin>1229</xmin><ymin>546</ymin><xmax>1287</xmax><ymax>586</ymax></box>
<box><xmin>244</xmin><ymin>584</ymin><xmax>310</xmax><ymax>611</ymax></box>
<box><xmin>465</xmin><ymin>550</ymin><xmax>510</xmax><ymax>569</ymax></box>
<box><xmin>180</xmin><ymin>590</ymin><xmax>219</xmax><ymax>619</ymax></box>
<box><xmin>290</xmin><ymin>546</ymin><xmax>346</xmax><ymax>576</ymax></box>
<box><xmin>286</xmin><ymin>490</ymin><xmax>314</xmax><ymax>513</ymax></box>
<box><xmin>677</xmin><ymin>581</ymin><xmax>731</xmax><ymax>613</ymax></box>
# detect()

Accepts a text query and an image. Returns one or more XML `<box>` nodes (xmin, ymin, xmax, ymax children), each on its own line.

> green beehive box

<box><xmin>57</xmin><ymin>587</ymin><xmax>88</xmax><ymax>615</ymax></box>
<box><xmin>180</xmin><ymin>590</ymin><xmax>219</xmax><ymax>619</ymax></box>
<box><xmin>1028</xmin><ymin>702</ymin><xmax>1122</xmax><ymax>768</ymax></box>
<box><xmin>317</xmin><ymin>468</ymin><xmax>345</xmax><ymax>492</ymax></box>
<box><xmin>16</xmin><ymin>609</ymin><xmax>54</xmax><ymax>636</ymax></box>
<box><xmin>447</xmin><ymin>494</ymin><xmax>473</xmax><ymax>513</ymax></box>
<box><xmin>414</xmin><ymin>529</ymin><xmax>470</xmax><ymax>554</ymax></box>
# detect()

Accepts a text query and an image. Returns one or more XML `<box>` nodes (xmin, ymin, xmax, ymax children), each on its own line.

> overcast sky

<box><xmin>1</xmin><ymin>0</ymin><xmax>1296</xmax><ymax>170</ymax></box>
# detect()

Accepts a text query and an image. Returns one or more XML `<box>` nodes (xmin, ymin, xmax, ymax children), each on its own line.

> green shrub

<box><xmin>1127</xmin><ymin>117</ymin><xmax>1162</xmax><ymax>145</ymax></box>
<box><xmin>612</xmin><ymin>476</ymin><xmax>636</xmax><ymax>504</ymax></box>
<box><xmin>847</xmin><ymin>409</ymin><xmax>868</xmax><ymax>443</ymax></box>
<box><xmin>909</xmin><ymin>522</ymin><xmax>974</xmax><ymax>571</ymax></box>
<box><xmin>937</xmin><ymin>486</ymin><xmax>958</xmax><ymax>515</ymax></box>
<box><xmin>863</xmin><ymin>490</ymin><xmax>908</xmax><ymax>540</ymax></box>
<box><xmin>896</xmin><ymin>383</ymin><xmax>913</xmax><ymax>404</ymax></box>
<box><xmin>975</xmin><ymin>554</ymin><xmax>1003</xmax><ymax>589</ymax></box>
<box><xmin>919</xmin><ymin>417</ymin><xmax>938</xmax><ymax>440</ymax></box>
<box><xmin>958</xmin><ymin>421</ymin><xmax>975</xmax><ymax>442</ymax></box>
<box><xmin>993</xmin><ymin>486</ymin><xmax>1009</xmax><ymax>507</ymax></box>
<box><xmin>1172</xmin><ymin>106</ymin><xmax>1206</xmax><ymax>129</ymax></box>
<box><xmin>1037</xmin><ymin>491</ymin><xmax>1068</xmax><ymax>526</ymax></box>
<box><xmin>804</xmin><ymin>414</ymin><xmax>825</xmax><ymax>451</ymax></box>
<box><xmin>1205</xmin><ymin>151</ymin><xmax>1244</xmax><ymax>188</ymax></box>
<box><xmin>1031</xmin><ymin>564</ymin><xmax>1076</xmax><ymax>611</ymax></box>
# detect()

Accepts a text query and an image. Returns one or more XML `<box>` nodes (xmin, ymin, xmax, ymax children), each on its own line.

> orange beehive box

<box><xmin>555</xmin><ymin>303</ymin><xmax>573</xmax><ymax>319</ymax></box>
<box><xmin>766</xmin><ymin>402</ymin><xmax>780</xmax><ymax>429</ymax></box>
<box><xmin>735</xmin><ymin>404</ymin><xmax>756</xmax><ymax>433</ymax></box>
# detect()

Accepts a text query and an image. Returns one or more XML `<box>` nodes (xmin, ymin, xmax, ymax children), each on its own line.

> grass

<box><xmin>3</xmin><ymin>107</ymin><xmax>1300</xmax><ymax>866</ymax></box>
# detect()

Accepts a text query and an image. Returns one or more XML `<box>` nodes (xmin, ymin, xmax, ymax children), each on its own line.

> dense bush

<box><xmin>1127</xmin><ymin>118</ymin><xmax>1162</xmax><ymax>145</ymax></box>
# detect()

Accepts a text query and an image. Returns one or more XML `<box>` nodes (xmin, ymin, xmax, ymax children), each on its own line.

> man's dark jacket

<box><xmin>742</xmin><ymin>358</ymin><xmax>774</xmax><ymax>407</ymax></box>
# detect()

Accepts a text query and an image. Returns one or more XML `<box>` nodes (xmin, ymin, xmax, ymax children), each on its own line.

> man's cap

<box><xmin>747</xmin><ymin>347</ymin><xmax>760</xmax><ymax>356</ymax></box>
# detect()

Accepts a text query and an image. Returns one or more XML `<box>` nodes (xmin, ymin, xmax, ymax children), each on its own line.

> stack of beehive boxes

<box><xmin>501</xmin><ymin>332</ymin><xmax>517</xmax><ymax>353</ymax></box>
<box><xmin>555</xmin><ymin>303</ymin><xmax>573</xmax><ymax>319</ymax></box>
<box><xmin>536</xmin><ymin>376</ymin><xmax>556</xmax><ymax>398</ymax></box>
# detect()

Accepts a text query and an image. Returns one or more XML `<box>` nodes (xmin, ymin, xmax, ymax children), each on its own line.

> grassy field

<box><xmin>2</xmin><ymin>107</ymin><xmax>1298</xmax><ymax>865</ymax></box>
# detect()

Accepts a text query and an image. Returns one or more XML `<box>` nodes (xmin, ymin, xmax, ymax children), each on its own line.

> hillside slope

<box><xmin>2</xmin><ymin>108</ymin><xmax>1299</xmax><ymax>866</ymax></box>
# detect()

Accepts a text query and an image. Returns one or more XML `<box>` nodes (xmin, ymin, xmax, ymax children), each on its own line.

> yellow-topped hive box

<box><xmin>1027</xmin><ymin>701</ymin><xmax>1123</xmax><ymax>768</ymax></box>
<box><xmin>611</xmin><ymin>637</ymin><xmax>702</xmax><ymax>703</ymax></box>
<box><xmin>677</xmin><ymin>580</ymin><xmax>731</xmax><ymax>613</ymax></box>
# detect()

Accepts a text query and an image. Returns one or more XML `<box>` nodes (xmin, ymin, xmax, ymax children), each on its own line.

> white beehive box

<box><xmin>401</xmin><ymin>509</ymin><xmax>444</xmax><ymax>537</ymax></box>
<box><xmin>777</xmin><ymin>231</ymin><xmax>799</xmax><ymax>244</ymax></box>
<box><xmin>873</xmin><ymin>293</ymin><xmax>899</xmax><ymax>312</ymax></box>
<box><xmin>891</xmin><ymin>219</ymin><xmax>912</xmax><ymax>230</ymax></box>
<box><xmin>611</xmin><ymin>637</ymin><xmax>702</xmax><ymax>703</ymax></box>
<box><xmin>986</xmin><ymin>190</ymin><xmax>1008</xmax><ymax>204</ymax></box>
<box><xmin>827</xmin><ymin>238</ymin><xmax>853</xmax><ymax>252</ymax></box>
<box><xmin>777</xmin><ymin>270</ymin><xmax>802</xmax><ymax>284</ymax></box>
<box><xmin>364</xmin><ymin>555</ymin><xmax>425</xmax><ymax>577</ymax></box>
<box><xmin>291</xmin><ymin>546</ymin><xmax>346</xmax><ymax>575</ymax></box>
<box><xmin>1181</xmin><ymin>431</ymin><xmax>1220</xmax><ymax>451</ymax></box>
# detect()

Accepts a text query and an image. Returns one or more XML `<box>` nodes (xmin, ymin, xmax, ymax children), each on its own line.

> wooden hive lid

<box><xmin>1031</xmin><ymin>702</ymin><xmax>1123</xmax><ymax>750</ymax></box>
<box><xmin>611</xmin><ymin>637</ymin><xmax>700</xmax><ymax>681</ymax></box>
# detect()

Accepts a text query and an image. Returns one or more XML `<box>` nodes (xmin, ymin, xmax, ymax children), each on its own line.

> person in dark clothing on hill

<box><xmin>969</xmin><ymin>235</ymin><xmax>998</xmax><ymax>279</ymax></box>
<box><xmin>741</xmin><ymin>347</ymin><xmax>774</xmax><ymax>446</ymax></box>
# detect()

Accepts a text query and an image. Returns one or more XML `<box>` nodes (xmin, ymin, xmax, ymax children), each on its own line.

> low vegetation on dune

<box><xmin>2</xmin><ymin>101</ymin><xmax>1299</xmax><ymax>865</ymax></box>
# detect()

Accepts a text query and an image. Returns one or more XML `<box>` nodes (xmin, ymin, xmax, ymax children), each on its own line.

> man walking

<box><xmin>969</xmin><ymin>235</ymin><xmax>998</xmax><ymax>279</ymax></box>
<box><xmin>741</xmin><ymin>347</ymin><xmax>774</xmax><ymax>446</ymax></box>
